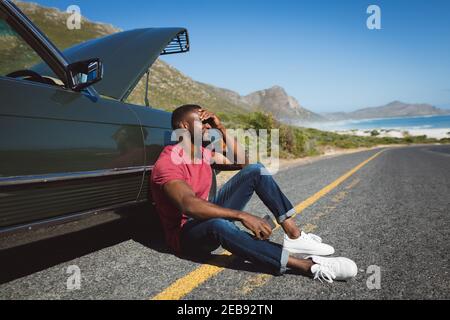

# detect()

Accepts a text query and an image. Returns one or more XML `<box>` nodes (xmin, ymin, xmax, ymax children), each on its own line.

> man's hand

<box><xmin>163</xmin><ymin>181</ymin><xmax>272</xmax><ymax>240</ymax></box>
<box><xmin>239</xmin><ymin>213</ymin><xmax>273</xmax><ymax>240</ymax></box>
<box><xmin>199</xmin><ymin>107</ymin><xmax>249</xmax><ymax>171</ymax></box>
<box><xmin>198</xmin><ymin>109</ymin><xmax>223</xmax><ymax>130</ymax></box>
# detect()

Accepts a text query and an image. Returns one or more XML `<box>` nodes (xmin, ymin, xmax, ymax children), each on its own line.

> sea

<box><xmin>313</xmin><ymin>114</ymin><xmax>450</xmax><ymax>131</ymax></box>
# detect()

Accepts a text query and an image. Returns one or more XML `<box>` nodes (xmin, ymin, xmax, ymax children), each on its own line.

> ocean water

<box><xmin>314</xmin><ymin>114</ymin><xmax>450</xmax><ymax>131</ymax></box>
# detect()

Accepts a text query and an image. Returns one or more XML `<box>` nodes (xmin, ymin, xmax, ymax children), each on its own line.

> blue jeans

<box><xmin>180</xmin><ymin>163</ymin><xmax>295</xmax><ymax>275</ymax></box>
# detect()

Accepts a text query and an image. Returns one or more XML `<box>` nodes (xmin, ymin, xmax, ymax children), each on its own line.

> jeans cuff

<box><xmin>279</xmin><ymin>248</ymin><xmax>290</xmax><ymax>274</ymax></box>
<box><xmin>277</xmin><ymin>208</ymin><xmax>296</xmax><ymax>224</ymax></box>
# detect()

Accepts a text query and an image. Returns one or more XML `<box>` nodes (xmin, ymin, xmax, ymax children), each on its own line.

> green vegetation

<box><xmin>215</xmin><ymin>111</ymin><xmax>447</xmax><ymax>159</ymax></box>
<box><xmin>4</xmin><ymin>2</ymin><xmax>448</xmax><ymax>161</ymax></box>
<box><xmin>125</xmin><ymin>61</ymin><xmax>250</xmax><ymax>116</ymax></box>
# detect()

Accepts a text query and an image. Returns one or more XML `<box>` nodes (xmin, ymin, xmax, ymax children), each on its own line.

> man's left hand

<box><xmin>198</xmin><ymin>109</ymin><xmax>223</xmax><ymax>130</ymax></box>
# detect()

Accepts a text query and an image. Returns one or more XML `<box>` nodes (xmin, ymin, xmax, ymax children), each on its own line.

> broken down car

<box><xmin>0</xmin><ymin>0</ymin><xmax>216</xmax><ymax>234</ymax></box>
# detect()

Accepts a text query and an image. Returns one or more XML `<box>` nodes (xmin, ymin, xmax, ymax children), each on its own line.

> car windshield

<box><xmin>0</xmin><ymin>17</ymin><xmax>45</xmax><ymax>76</ymax></box>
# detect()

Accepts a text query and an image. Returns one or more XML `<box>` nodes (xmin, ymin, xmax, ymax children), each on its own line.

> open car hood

<box><xmin>35</xmin><ymin>28</ymin><xmax>189</xmax><ymax>100</ymax></box>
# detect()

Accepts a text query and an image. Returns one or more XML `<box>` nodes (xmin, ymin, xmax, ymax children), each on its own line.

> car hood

<box><xmin>35</xmin><ymin>28</ymin><xmax>188</xmax><ymax>100</ymax></box>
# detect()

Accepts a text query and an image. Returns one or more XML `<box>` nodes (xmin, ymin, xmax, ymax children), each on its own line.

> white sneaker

<box><xmin>308</xmin><ymin>256</ymin><xmax>358</xmax><ymax>283</ymax></box>
<box><xmin>283</xmin><ymin>232</ymin><xmax>334</xmax><ymax>256</ymax></box>
<box><xmin>303</xmin><ymin>232</ymin><xmax>322</xmax><ymax>243</ymax></box>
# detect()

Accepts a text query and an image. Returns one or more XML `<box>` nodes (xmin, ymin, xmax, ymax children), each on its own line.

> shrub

<box><xmin>243</xmin><ymin>112</ymin><xmax>276</xmax><ymax>133</ymax></box>
<box><xmin>216</xmin><ymin>110</ymin><xmax>440</xmax><ymax>159</ymax></box>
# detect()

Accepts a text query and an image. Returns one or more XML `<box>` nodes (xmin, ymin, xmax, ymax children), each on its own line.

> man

<box><xmin>150</xmin><ymin>105</ymin><xmax>357</xmax><ymax>283</ymax></box>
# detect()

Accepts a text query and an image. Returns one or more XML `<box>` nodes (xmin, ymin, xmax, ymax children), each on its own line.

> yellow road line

<box><xmin>292</xmin><ymin>150</ymin><xmax>384</xmax><ymax>218</ymax></box>
<box><xmin>345</xmin><ymin>178</ymin><xmax>361</xmax><ymax>190</ymax></box>
<box><xmin>239</xmin><ymin>274</ymin><xmax>273</xmax><ymax>295</ymax></box>
<box><xmin>152</xmin><ymin>252</ymin><xmax>232</xmax><ymax>300</ymax></box>
<box><xmin>150</xmin><ymin>149</ymin><xmax>385</xmax><ymax>300</ymax></box>
<box><xmin>302</xmin><ymin>223</ymin><xmax>318</xmax><ymax>233</ymax></box>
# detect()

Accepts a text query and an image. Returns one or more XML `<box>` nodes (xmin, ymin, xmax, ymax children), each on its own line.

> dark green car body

<box><xmin>0</xmin><ymin>0</ymin><xmax>195</xmax><ymax>233</ymax></box>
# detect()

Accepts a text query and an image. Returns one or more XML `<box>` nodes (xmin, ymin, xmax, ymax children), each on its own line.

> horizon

<box><xmin>20</xmin><ymin>0</ymin><xmax>450</xmax><ymax>113</ymax></box>
<box><xmin>322</xmin><ymin>100</ymin><xmax>450</xmax><ymax>114</ymax></box>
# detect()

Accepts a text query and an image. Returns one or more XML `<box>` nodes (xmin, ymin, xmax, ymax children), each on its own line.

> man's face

<box><xmin>183</xmin><ymin>110</ymin><xmax>212</xmax><ymax>142</ymax></box>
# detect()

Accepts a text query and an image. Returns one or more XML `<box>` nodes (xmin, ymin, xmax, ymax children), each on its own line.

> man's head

<box><xmin>171</xmin><ymin>104</ymin><xmax>202</xmax><ymax>130</ymax></box>
<box><xmin>172</xmin><ymin>105</ymin><xmax>212</xmax><ymax>142</ymax></box>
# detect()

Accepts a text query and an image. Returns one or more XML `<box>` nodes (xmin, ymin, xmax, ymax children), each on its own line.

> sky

<box><xmin>22</xmin><ymin>0</ymin><xmax>450</xmax><ymax>113</ymax></box>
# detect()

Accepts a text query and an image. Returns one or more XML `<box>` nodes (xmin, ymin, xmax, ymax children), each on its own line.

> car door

<box><xmin>0</xmin><ymin>4</ymin><xmax>145</xmax><ymax>231</ymax></box>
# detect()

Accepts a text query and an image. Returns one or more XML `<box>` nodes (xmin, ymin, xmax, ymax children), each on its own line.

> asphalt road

<box><xmin>1</xmin><ymin>145</ymin><xmax>449</xmax><ymax>300</ymax></box>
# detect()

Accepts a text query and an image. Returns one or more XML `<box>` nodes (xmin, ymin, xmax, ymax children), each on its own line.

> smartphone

<box><xmin>202</xmin><ymin>117</ymin><xmax>215</xmax><ymax>126</ymax></box>
<box><xmin>263</xmin><ymin>215</ymin><xmax>277</xmax><ymax>230</ymax></box>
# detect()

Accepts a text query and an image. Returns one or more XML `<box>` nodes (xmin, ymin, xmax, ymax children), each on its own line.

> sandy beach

<box><xmin>335</xmin><ymin>128</ymin><xmax>450</xmax><ymax>140</ymax></box>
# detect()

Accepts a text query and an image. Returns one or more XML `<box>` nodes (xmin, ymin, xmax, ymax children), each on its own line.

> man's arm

<box><xmin>210</xmin><ymin>151</ymin><xmax>247</xmax><ymax>172</ymax></box>
<box><xmin>217</xmin><ymin>124</ymin><xmax>249</xmax><ymax>169</ymax></box>
<box><xmin>213</xmin><ymin>124</ymin><xmax>249</xmax><ymax>171</ymax></box>
<box><xmin>198</xmin><ymin>109</ymin><xmax>249</xmax><ymax>170</ymax></box>
<box><xmin>162</xmin><ymin>179</ymin><xmax>272</xmax><ymax>240</ymax></box>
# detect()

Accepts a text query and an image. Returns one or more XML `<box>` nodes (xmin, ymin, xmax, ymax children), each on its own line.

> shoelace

<box><xmin>312</xmin><ymin>264</ymin><xmax>336</xmax><ymax>283</ymax></box>
<box><xmin>303</xmin><ymin>232</ymin><xmax>322</xmax><ymax>243</ymax></box>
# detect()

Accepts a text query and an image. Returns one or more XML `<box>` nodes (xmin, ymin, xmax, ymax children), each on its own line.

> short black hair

<box><xmin>171</xmin><ymin>104</ymin><xmax>202</xmax><ymax>130</ymax></box>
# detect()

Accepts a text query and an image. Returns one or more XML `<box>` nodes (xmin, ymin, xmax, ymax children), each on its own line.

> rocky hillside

<box><xmin>200</xmin><ymin>84</ymin><xmax>324</xmax><ymax>122</ymax></box>
<box><xmin>2</xmin><ymin>1</ymin><xmax>322</xmax><ymax>123</ymax></box>
<box><xmin>126</xmin><ymin>61</ymin><xmax>253</xmax><ymax>116</ymax></box>
<box><xmin>323</xmin><ymin>101</ymin><xmax>450</xmax><ymax>121</ymax></box>
<box><xmin>14</xmin><ymin>1</ymin><xmax>119</xmax><ymax>48</ymax></box>
<box><xmin>242</xmin><ymin>86</ymin><xmax>324</xmax><ymax>123</ymax></box>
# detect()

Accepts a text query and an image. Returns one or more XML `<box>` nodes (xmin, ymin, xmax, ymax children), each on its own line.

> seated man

<box><xmin>150</xmin><ymin>105</ymin><xmax>357</xmax><ymax>283</ymax></box>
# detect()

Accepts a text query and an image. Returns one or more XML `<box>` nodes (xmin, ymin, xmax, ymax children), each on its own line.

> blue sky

<box><xmin>23</xmin><ymin>0</ymin><xmax>450</xmax><ymax>112</ymax></box>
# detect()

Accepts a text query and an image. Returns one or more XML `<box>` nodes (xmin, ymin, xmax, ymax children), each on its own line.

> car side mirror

<box><xmin>67</xmin><ymin>58</ymin><xmax>103</xmax><ymax>91</ymax></box>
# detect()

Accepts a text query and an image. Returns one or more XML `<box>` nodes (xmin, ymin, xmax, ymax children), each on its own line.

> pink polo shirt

<box><xmin>150</xmin><ymin>144</ymin><xmax>213</xmax><ymax>253</ymax></box>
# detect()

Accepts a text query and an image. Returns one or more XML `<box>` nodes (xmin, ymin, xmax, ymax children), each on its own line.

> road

<box><xmin>1</xmin><ymin>145</ymin><xmax>449</xmax><ymax>300</ymax></box>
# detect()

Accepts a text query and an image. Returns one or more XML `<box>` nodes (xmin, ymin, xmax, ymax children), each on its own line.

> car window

<box><xmin>0</xmin><ymin>16</ymin><xmax>56</xmax><ymax>81</ymax></box>
<box><xmin>125</xmin><ymin>64</ymin><xmax>159</xmax><ymax>108</ymax></box>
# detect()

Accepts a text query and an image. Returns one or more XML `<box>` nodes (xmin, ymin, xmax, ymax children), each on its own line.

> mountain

<box><xmin>242</xmin><ymin>86</ymin><xmax>324</xmax><ymax>123</ymax></box>
<box><xmin>323</xmin><ymin>101</ymin><xmax>450</xmax><ymax>121</ymax></box>
<box><xmin>13</xmin><ymin>1</ymin><xmax>119</xmax><ymax>47</ymax></box>
<box><xmin>3</xmin><ymin>1</ymin><xmax>321</xmax><ymax>123</ymax></box>
<box><xmin>1</xmin><ymin>1</ymin><xmax>119</xmax><ymax>79</ymax></box>
<box><xmin>202</xmin><ymin>84</ymin><xmax>324</xmax><ymax>123</ymax></box>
